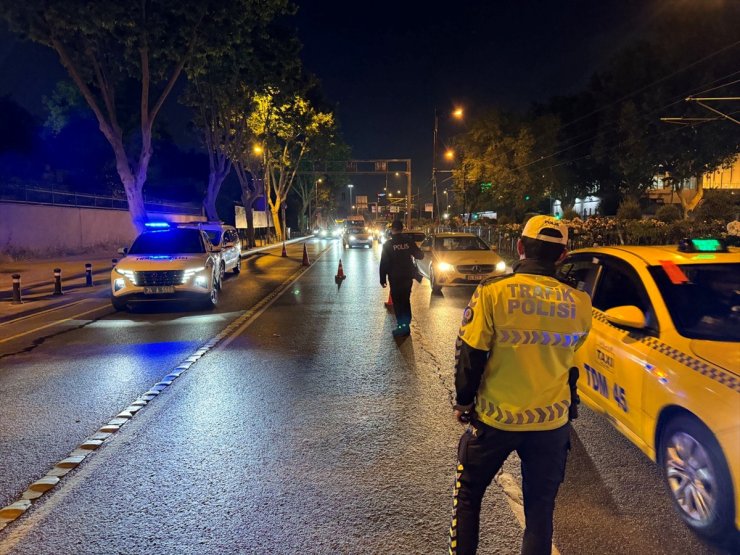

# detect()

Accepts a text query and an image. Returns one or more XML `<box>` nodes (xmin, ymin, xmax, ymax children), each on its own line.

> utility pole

<box><xmin>406</xmin><ymin>160</ymin><xmax>413</xmax><ymax>229</ymax></box>
<box><xmin>432</xmin><ymin>109</ymin><xmax>439</xmax><ymax>224</ymax></box>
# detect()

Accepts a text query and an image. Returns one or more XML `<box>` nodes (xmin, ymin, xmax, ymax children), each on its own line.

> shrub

<box><xmin>692</xmin><ymin>190</ymin><xmax>740</xmax><ymax>223</ymax></box>
<box><xmin>616</xmin><ymin>197</ymin><xmax>642</xmax><ymax>220</ymax></box>
<box><xmin>655</xmin><ymin>204</ymin><xmax>682</xmax><ymax>223</ymax></box>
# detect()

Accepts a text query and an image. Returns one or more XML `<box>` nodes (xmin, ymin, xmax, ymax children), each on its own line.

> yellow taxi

<box><xmin>557</xmin><ymin>238</ymin><xmax>739</xmax><ymax>543</ymax></box>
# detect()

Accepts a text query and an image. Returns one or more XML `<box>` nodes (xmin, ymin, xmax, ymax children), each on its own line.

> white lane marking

<box><xmin>0</xmin><ymin>299</ymin><xmax>87</xmax><ymax>326</ymax></box>
<box><xmin>0</xmin><ymin>303</ymin><xmax>110</xmax><ymax>344</ymax></box>
<box><xmin>495</xmin><ymin>471</ymin><xmax>562</xmax><ymax>555</ymax></box>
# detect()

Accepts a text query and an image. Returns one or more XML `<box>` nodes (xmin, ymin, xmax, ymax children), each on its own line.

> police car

<box><xmin>111</xmin><ymin>222</ymin><xmax>221</xmax><ymax>311</ymax></box>
<box><xmin>557</xmin><ymin>238</ymin><xmax>740</xmax><ymax>542</ymax></box>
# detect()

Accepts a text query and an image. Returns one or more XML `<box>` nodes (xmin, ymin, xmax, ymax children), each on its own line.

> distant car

<box><xmin>179</xmin><ymin>222</ymin><xmax>241</xmax><ymax>279</ymax></box>
<box><xmin>557</xmin><ymin>239</ymin><xmax>740</xmax><ymax>542</ymax></box>
<box><xmin>343</xmin><ymin>225</ymin><xmax>373</xmax><ymax>248</ymax></box>
<box><xmin>111</xmin><ymin>223</ymin><xmax>220</xmax><ymax>311</ymax></box>
<box><xmin>416</xmin><ymin>232</ymin><xmax>506</xmax><ymax>293</ymax></box>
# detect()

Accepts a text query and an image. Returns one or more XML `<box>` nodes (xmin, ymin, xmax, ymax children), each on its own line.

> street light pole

<box><xmin>432</xmin><ymin>109</ymin><xmax>439</xmax><ymax>225</ymax></box>
<box><xmin>406</xmin><ymin>161</ymin><xmax>412</xmax><ymax>229</ymax></box>
<box><xmin>347</xmin><ymin>184</ymin><xmax>354</xmax><ymax>215</ymax></box>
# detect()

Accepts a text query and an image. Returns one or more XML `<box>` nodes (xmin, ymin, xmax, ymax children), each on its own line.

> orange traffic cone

<box><xmin>384</xmin><ymin>289</ymin><xmax>393</xmax><ymax>308</ymax></box>
<box><xmin>281</xmin><ymin>241</ymin><xmax>287</xmax><ymax>257</ymax></box>
<box><xmin>302</xmin><ymin>243</ymin><xmax>311</xmax><ymax>266</ymax></box>
<box><xmin>335</xmin><ymin>259</ymin><xmax>346</xmax><ymax>284</ymax></box>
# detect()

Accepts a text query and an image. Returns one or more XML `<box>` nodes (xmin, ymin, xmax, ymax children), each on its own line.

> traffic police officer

<box><xmin>379</xmin><ymin>220</ymin><xmax>424</xmax><ymax>337</ymax></box>
<box><xmin>449</xmin><ymin>215</ymin><xmax>592</xmax><ymax>555</ymax></box>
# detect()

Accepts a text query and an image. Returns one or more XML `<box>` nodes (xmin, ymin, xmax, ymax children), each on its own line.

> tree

<box><xmin>0</xmin><ymin>0</ymin><xmax>284</xmax><ymax>232</ymax></box>
<box><xmin>293</xmin><ymin>140</ymin><xmax>350</xmax><ymax>231</ymax></box>
<box><xmin>451</xmin><ymin>110</ymin><xmax>539</xmax><ymax>222</ymax></box>
<box><xmin>248</xmin><ymin>88</ymin><xmax>335</xmax><ymax>241</ymax></box>
<box><xmin>183</xmin><ymin>9</ymin><xmax>298</xmax><ymax>221</ymax></box>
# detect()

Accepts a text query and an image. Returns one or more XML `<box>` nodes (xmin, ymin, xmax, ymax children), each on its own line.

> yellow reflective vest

<box><xmin>457</xmin><ymin>265</ymin><xmax>592</xmax><ymax>431</ymax></box>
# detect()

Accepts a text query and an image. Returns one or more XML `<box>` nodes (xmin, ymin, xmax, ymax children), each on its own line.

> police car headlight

<box><xmin>349</xmin><ymin>235</ymin><xmax>357</xmax><ymax>241</ymax></box>
<box><xmin>114</xmin><ymin>278</ymin><xmax>125</xmax><ymax>291</ymax></box>
<box><xmin>437</xmin><ymin>262</ymin><xmax>454</xmax><ymax>272</ymax></box>
<box><xmin>496</xmin><ymin>261</ymin><xmax>506</xmax><ymax>273</ymax></box>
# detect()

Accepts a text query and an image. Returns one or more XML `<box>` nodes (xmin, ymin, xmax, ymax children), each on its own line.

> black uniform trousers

<box><xmin>452</xmin><ymin>421</ymin><xmax>570</xmax><ymax>555</ymax></box>
<box><xmin>389</xmin><ymin>277</ymin><xmax>413</xmax><ymax>327</ymax></box>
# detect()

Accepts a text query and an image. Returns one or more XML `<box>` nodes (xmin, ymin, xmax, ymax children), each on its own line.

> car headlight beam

<box><xmin>437</xmin><ymin>262</ymin><xmax>454</xmax><ymax>272</ymax></box>
<box><xmin>496</xmin><ymin>261</ymin><xmax>507</xmax><ymax>272</ymax></box>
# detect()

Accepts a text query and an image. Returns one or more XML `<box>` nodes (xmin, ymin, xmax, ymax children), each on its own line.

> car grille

<box><xmin>134</xmin><ymin>270</ymin><xmax>184</xmax><ymax>286</ymax></box>
<box><xmin>456</xmin><ymin>264</ymin><xmax>494</xmax><ymax>274</ymax></box>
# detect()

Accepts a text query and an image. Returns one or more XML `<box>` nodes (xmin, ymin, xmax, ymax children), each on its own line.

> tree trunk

<box><xmin>203</xmin><ymin>168</ymin><xmax>230</xmax><ymax>221</ymax></box>
<box><xmin>111</xmin><ymin>139</ymin><xmax>148</xmax><ymax>233</ymax></box>
<box><xmin>271</xmin><ymin>204</ymin><xmax>283</xmax><ymax>242</ymax></box>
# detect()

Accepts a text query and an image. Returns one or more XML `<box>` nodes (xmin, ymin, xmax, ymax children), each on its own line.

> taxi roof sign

<box><xmin>678</xmin><ymin>238</ymin><xmax>727</xmax><ymax>253</ymax></box>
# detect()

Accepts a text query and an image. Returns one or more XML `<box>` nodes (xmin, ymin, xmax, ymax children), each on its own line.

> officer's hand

<box><xmin>380</xmin><ymin>282</ymin><xmax>387</xmax><ymax>288</ymax></box>
<box><xmin>454</xmin><ymin>409</ymin><xmax>471</xmax><ymax>425</ymax></box>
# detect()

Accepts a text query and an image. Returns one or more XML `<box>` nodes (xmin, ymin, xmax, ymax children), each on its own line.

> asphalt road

<box><xmin>0</xmin><ymin>238</ymin><xmax>733</xmax><ymax>554</ymax></box>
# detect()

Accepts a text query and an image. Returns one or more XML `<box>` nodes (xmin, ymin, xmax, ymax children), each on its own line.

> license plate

<box><xmin>143</xmin><ymin>286</ymin><xmax>175</xmax><ymax>294</ymax></box>
<box><xmin>466</xmin><ymin>274</ymin><xmax>486</xmax><ymax>281</ymax></box>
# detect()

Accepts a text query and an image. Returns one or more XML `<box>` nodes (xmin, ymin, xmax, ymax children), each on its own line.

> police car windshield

<box><xmin>649</xmin><ymin>263</ymin><xmax>740</xmax><ymax>342</ymax></box>
<box><xmin>435</xmin><ymin>236</ymin><xmax>489</xmax><ymax>251</ymax></box>
<box><xmin>129</xmin><ymin>229</ymin><xmax>206</xmax><ymax>255</ymax></box>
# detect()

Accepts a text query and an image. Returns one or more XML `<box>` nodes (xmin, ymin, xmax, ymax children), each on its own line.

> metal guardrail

<box><xmin>0</xmin><ymin>184</ymin><xmax>201</xmax><ymax>215</ymax></box>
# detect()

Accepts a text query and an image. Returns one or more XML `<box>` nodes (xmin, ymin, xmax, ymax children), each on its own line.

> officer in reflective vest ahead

<box><xmin>450</xmin><ymin>215</ymin><xmax>592</xmax><ymax>555</ymax></box>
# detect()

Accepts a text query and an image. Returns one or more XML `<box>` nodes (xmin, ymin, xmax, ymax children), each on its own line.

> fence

<box><xmin>0</xmin><ymin>183</ymin><xmax>201</xmax><ymax>215</ymax></box>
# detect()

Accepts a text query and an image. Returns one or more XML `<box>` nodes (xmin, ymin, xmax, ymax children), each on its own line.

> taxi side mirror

<box><xmin>117</xmin><ymin>247</ymin><xmax>129</xmax><ymax>255</ymax></box>
<box><xmin>604</xmin><ymin>305</ymin><xmax>646</xmax><ymax>330</ymax></box>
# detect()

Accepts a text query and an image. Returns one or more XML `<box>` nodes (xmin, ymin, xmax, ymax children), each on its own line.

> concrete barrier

<box><xmin>0</xmin><ymin>203</ymin><xmax>203</xmax><ymax>257</ymax></box>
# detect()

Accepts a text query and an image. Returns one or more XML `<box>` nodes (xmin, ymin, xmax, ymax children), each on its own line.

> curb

<box><xmin>0</xmin><ymin>241</ymin><xmax>328</xmax><ymax>532</ymax></box>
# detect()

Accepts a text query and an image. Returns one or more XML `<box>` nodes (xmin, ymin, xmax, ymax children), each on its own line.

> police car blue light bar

<box><xmin>144</xmin><ymin>221</ymin><xmax>171</xmax><ymax>229</ymax></box>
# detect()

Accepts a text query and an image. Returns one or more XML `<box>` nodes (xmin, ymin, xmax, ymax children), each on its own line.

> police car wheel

<box><xmin>233</xmin><ymin>257</ymin><xmax>241</xmax><ymax>275</ymax></box>
<box><xmin>659</xmin><ymin>415</ymin><xmax>735</xmax><ymax>541</ymax></box>
<box><xmin>203</xmin><ymin>285</ymin><xmax>218</xmax><ymax>309</ymax></box>
<box><xmin>111</xmin><ymin>297</ymin><xmax>127</xmax><ymax>311</ymax></box>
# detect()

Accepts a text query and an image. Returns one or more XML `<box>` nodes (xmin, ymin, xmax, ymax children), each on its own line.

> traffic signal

<box><xmin>524</xmin><ymin>194</ymin><xmax>531</xmax><ymax>201</ymax></box>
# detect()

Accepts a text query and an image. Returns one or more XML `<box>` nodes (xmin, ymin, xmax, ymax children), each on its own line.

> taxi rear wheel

<box><xmin>658</xmin><ymin>415</ymin><xmax>735</xmax><ymax>541</ymax></box>
<box><xmin>233</xmin><ymin>257</ymin><xmax>241</xmax><ymax>275</ymax></box>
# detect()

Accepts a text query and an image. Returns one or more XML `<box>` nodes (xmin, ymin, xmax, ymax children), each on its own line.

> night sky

<box><xmin>0</xmin><ymin>1</ymin><xmax>676</xmax><ymax>202</ymax></box>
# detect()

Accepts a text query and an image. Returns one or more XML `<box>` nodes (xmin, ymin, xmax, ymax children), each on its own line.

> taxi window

<box><xmin>129</xmin><ymin>229</ymin><xmax>206</xmax><ymax>254</ymax></box>
<box><xmin>592</xmin><ymin>262</ymin><xmax>658</xmax><ymax>333</ymax></box>
<box><xmin>648</xmin><ymin>263</ymin><xmax>740</xmax><ymax>342</ymax></box>
<box><xmin>556</xmin><ymin>256</ymin><xmax>599</xmax><ymax>295</ymax></box>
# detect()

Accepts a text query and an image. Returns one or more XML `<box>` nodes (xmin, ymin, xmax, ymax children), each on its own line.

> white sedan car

<box><xmin>416</xmin><ymin>232</ymin><xmax>507</xmax><ymax>293</ymax></box>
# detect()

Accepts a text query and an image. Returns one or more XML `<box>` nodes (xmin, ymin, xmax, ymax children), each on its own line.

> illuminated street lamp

<box><xmin>433</xmin><ymin>107</ymin><xmax>465</xmax><ymax>223</ymax></box>
<box><xmin>444</xmin><ymin>149</ymin><xmax>455</xmax><ymax>161</ymax></box>
<box><xmin>253</xmin><ymin>144</ymin><xmax>264</xmax><ymax>155</ymax></box>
